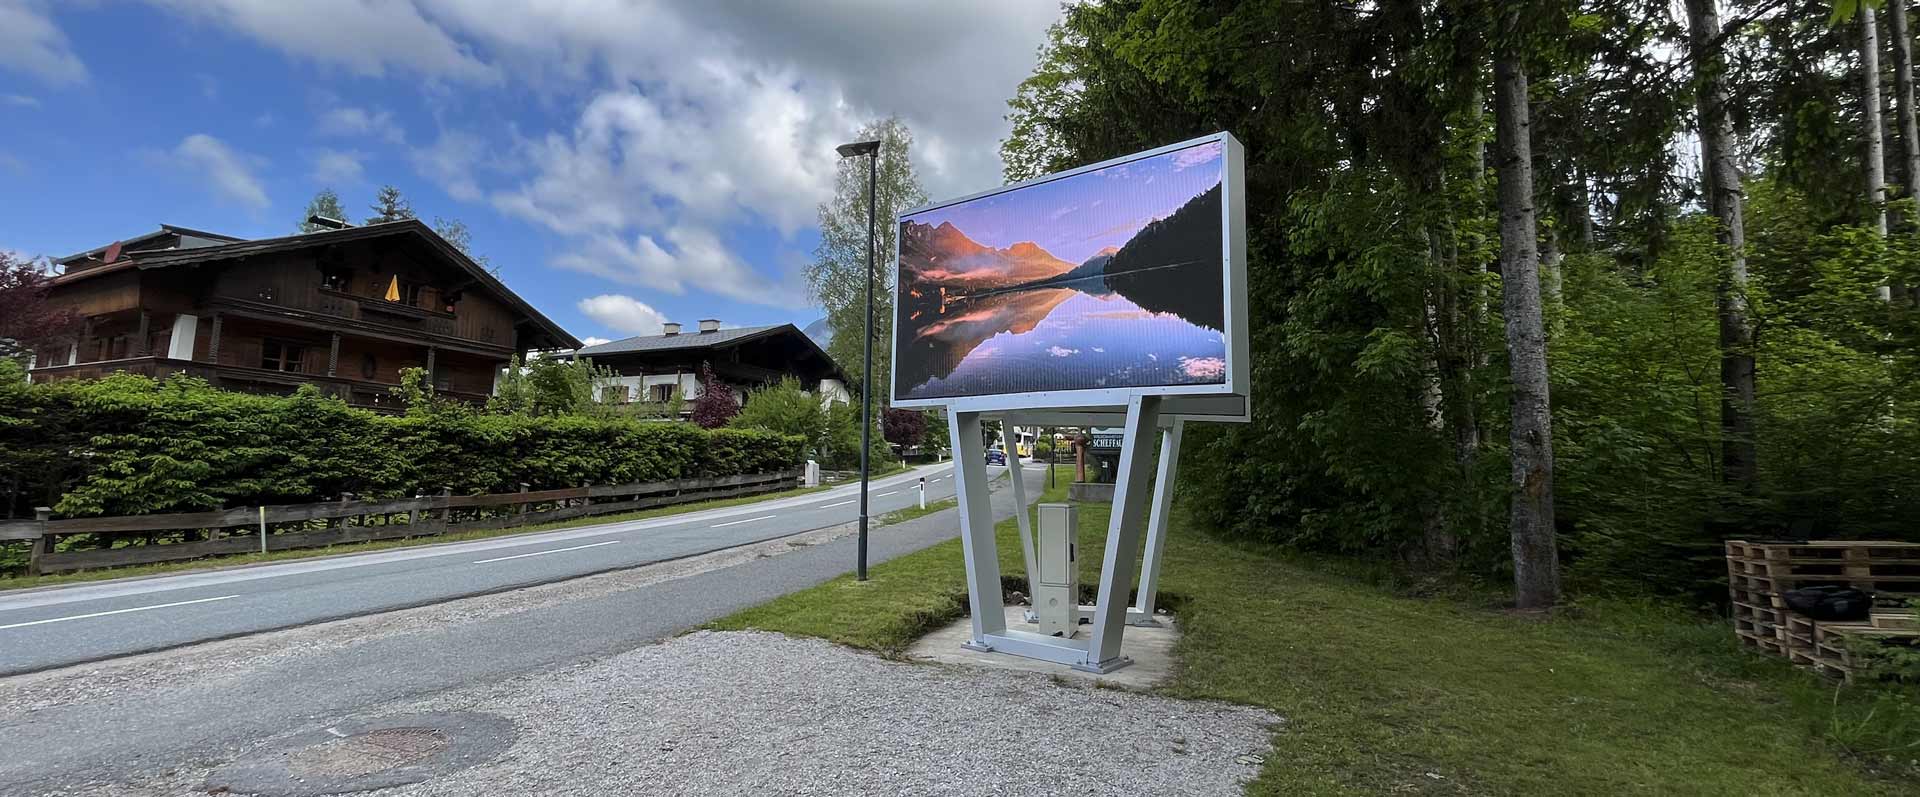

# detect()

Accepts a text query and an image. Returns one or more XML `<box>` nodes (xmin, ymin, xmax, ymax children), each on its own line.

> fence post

<box><xmin>581</xmin><ymin>482</ymin><xmax>593</xmax><ymax>509</ymax></box>
<box><xmin>516</xmin><ymin>483</ymin><xmax>529</xmax><ymax>516</ymax></box>
<box><xmin>26</xmin><ymin>507</ymin><xmax>51</xmax><ymax>577</ymax></box>
<box><xmin>338</xmin><ymin>493</ymin><xmax>356</xmax><ymax>529</ymax></box>
<box><xmin>440</xmin><ymin>487</ymin><xmax>453</xmax><ymax>524</ymax></box>
<box><xmin>409</xmin><ymin>490</ymin><xmax>423</xmax><ymax>528</ymax></box>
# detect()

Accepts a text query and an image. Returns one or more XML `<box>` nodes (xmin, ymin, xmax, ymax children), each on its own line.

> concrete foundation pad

<box><xmin>905</xmin><ymin>605</ymin><xmax>1178</xmax><ymax>689</ymax></box>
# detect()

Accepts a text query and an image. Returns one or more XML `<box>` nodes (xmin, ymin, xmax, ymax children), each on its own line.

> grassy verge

<box><xmin>712</xmin><ymin>467</ymin><xmax>1918</xmax><ymax>794</ymax></box>
<box><xmin>0</xmin><ymin>483</ymin><xmax>834</xmax><ymax>592</ymax></box>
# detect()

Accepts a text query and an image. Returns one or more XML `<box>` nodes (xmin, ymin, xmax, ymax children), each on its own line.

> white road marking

<box><xmin>473</xmin><ymin>539</ymin><xmax>619</xmax><ymax>564</ymax></box>
<box><xmin>711</xmin><ymin>514</ymin><xmax>778</xmax><ymax>528</ymax></box>
<box><xmin>0</xmin><ymin>594</ymin><xmax>240</xmax><ymax>631</ymax></box>
<box><xmin>876</xmin><ymin>491</ymin><xmax>898</xmax><ymax>497</ymax></box>
<box><xmin>820</xmin><ymin>500</ymin><xmax>855</xmax><ymax>508</ymax></box>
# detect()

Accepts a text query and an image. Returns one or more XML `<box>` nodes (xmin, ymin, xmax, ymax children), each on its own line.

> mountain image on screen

<box><xmin>894</xmin><ymin>142</ymin><xmax>1227</xmax><ymax>402</ymax></box>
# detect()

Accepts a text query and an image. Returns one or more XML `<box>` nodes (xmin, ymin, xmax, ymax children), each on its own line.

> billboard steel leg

<box><xmin>1080</xmin><ymin>395</ymin><xmax>1162</xmax><ymax>672</ymax></box>
<box><xmin>1000</xmin><ymin>423</ymin><xmax>1037</xmax><ymax>599</ymax></box>
<box><xmin>949</xmin><ymin>408</ymin><xmax>1005</xmax><ymax>650</ymax></box>
<box><xmin>1131</xmin><ymin>419</ymin><xmax>1184</xmax><ymax>626</ymax></box>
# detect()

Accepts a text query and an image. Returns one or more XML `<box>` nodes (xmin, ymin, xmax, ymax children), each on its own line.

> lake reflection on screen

<box><xmin>896</xmin><ymin>274</ymin><xmax>1225</xmax><ymax>400</ymax></box>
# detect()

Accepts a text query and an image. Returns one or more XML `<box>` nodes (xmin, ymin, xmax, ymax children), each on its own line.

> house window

<box><xmin>261</xmin><ymin>340</ymin><xmax>307</xmax><ymax>372</ymax></box>
<box><xmin>360</xmin><ymin>353</ymin><xmax>377</xmax><ymax>380</ymax></box>
<box><xmin>321</xmin><ymin>270</ymin><xmax>351</xmax><ymax>292</ymax></box>
<box><xmin>602</xmin><ymin>385</ymin><xmax>632</xmax><ymax>404</ymax></box>
<box><xmin>649</xmin><ymin>383</ymin><xmax>676</xmax><ymax>403</ymax></box>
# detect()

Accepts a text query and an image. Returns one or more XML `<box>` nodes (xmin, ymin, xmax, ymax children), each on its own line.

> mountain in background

<box><xmin>802</xmin><ymin>316</ymin><xmax>833</xmax><ymax>350</ymax></box>
<box><xmin>1102</xmin><ymin>182</ymin><xmax>1224</xmax><ymax>329</ymax></box>
<box><xmin>899</xmin><ymin>220</ymin><xmax>1074</xmax><ymax>291</ymax></box>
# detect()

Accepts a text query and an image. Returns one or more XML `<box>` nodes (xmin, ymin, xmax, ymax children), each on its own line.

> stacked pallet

<box><xmin>1725</xmin><ymin>540</ymin><xmax>1920</xmax><ymax>679</ymax></box>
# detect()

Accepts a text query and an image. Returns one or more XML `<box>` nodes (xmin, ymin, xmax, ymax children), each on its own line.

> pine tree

<box><xmin>298</xmin><ymin>189</ymin><xmax>349</xmax><ymax>233</ymax></box>
<box><xmin>367</xmin><ymin>185</ymin><xmax>415</xmax><ymax>224</ymax></box>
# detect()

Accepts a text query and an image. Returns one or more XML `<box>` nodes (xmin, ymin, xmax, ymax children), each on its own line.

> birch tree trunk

<box><xmin>1687</xmin><ymin>0</ymin><xmax>1758</xmax><ymax>491</ymax></box>
<box><xmin>1494</xmin><ymin>17</ymin><xmax>1560</xmax><ymax>610</ymax></box>
<box><xmin>1892</xmin><ymin>0</ymin><xmax>1920</xmax><ymax>303</ymax></box>
<box><xmin>1864</xmin><ymin>6</ymin><xmax>1896</xmax><ymax>302</ymax></box>
<box><xmin>1893</xmin><ymin>0</ymin><xmax>1920</xmax><ymax>204</ymax></box>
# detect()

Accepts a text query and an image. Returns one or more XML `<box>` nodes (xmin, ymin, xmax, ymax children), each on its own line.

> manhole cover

<box><xmin>286</xmin><ymin>728</ymin><xmax>451</xmax><ymax>778</ymax></box>
<box><xmin>206</xmin><ymin>711</ymin><xmax>514</xmax><ymax>796</ymax></box>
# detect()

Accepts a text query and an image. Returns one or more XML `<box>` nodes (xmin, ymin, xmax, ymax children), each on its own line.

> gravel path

<box><xmin>364</xmin><ymin>631</ymin><xmax>1279</xmax><ymax>796</ymax></box>
<box><xmin>90</xmin><ymin>630</ymin><xmax>1279</xmax><ymax>796</ymax></box>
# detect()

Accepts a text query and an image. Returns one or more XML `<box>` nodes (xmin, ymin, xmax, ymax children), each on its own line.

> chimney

<box><xmin>698</xmin><ymin>318</ymin><xmax>720</xmax><ymax>333</ymax></box>
<box><xmin>662</xmin><ymin>322</ymin><xmax>681</xmax><ymax>336</ymax></box>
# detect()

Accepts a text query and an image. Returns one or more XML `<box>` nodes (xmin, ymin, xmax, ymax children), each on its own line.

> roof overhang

<box><xmin>51</xmin><ymin>219</ymin><xmax>581</xmax><ymax>349</ymax></box>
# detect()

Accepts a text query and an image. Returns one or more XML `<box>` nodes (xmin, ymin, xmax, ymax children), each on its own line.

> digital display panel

<box><xmin>892</xmin><ymin>136</ymin><xmax>1236</xmax><ymax>405</ymax></box>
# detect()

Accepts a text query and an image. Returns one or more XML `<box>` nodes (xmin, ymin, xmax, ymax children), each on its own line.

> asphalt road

<box><xmin>0</xmin><ymin>462</ymin><xmax>1047</xmax><ymax>795</ymax></box>
<box><xmin>0</xmin><ymin>462</ymin><xmax>1011</xmax><ymax>675</ymax></box>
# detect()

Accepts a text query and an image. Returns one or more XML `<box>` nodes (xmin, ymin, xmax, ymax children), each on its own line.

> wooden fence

<box><xmin>0</xmin><ymin>469</ymin><xmax>803</xmax><ymax>576</ymax></box>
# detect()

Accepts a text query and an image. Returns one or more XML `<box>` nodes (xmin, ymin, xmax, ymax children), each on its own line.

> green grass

<box><xmin>0</xmin><ymin>483</ymin><xmax>833</xmax><ymax>592</ymax></box>
<box><xmin>713</xmin><ymin>467</ymin><xmax>1919</xmax><ymax>794</ymax></box>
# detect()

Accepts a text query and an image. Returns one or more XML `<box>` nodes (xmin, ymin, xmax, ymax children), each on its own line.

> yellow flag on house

<box><xmin>385</xmin><ymin>275</ymin><xmax>401</xmax><ymax>302</ymax></box>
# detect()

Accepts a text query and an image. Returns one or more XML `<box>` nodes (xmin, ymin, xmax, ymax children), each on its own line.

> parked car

<box><xmin>985</xmin><ymin>448</ymin><xmax>1007</xmax><ymax>466</ymax></box>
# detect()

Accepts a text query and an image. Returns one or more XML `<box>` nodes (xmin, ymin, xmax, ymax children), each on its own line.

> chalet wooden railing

<box><xmin>1</xmin><ymin>469</ymin><xmax>803</xmax><ymax>576</ymax></box>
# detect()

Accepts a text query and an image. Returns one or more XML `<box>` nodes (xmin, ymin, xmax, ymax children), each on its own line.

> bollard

<box><xmin>918</xmin><ymin>477</ymin><xmax>926</xmax><ymax>509</ymax></box>
<box><xmin>26</xmin><ymin>507</ymin><xmax>51</xmax><ymax>577</ymax></box>
<box><xmin>258</xmin><ymin>506</ymin><xmax>268</xmax><ymax>554</ymax></box>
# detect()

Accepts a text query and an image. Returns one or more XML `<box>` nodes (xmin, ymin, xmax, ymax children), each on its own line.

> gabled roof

<box><xmin>51</xmin><ymin>219</ymin><xmax>580</xmax><ymax>349</ymax></box>
<box><xmin>574</xmin><ymin>324</ymin><xmax>785</xmax><ymax>356</ymax></box>
<box><xmin>56</xmin><ymin>224</ymin><xmax>245</xmax><ymax>266</ymax></box>
<box><xmin>573</xmin><ymin>323</ymin><xmax>847</xmax><ymax>382</ymax></box>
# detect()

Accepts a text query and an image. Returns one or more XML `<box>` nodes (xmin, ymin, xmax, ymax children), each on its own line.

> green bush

<box><xmin>0</xmin><ymin>372</ymin><xmax>804</xmax><ymax>518</ymax></box>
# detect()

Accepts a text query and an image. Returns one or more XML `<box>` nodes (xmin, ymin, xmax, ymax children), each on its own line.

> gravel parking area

<box><xmin>76</xmin><ymin>630</ymin><xmax>1276</xmax><ymax>797</ymax></box>
<box><xmin>366</xmin><ymin>630</ymin><xmax>1280</xmax><ymax>797</ymax></box>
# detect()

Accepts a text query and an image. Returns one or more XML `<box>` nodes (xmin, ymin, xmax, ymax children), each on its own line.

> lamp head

<box><xmin>836</xmin><ymin>140</ymin><xmax>881</xmax><ymax>158</ymax></box>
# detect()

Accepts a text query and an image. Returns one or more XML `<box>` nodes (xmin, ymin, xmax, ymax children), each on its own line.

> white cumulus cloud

<box><xmin>98</xmin><ymin>0</ymin><xmax>1060</xmax><ymax>303</ymax></box>
<box><xmin>316</xmin><ymin>106</ymin><xmax>405</xmax><ymax>144</ymax></box>
<box><xmin>577</xmin><ymin>294</ymin><xmax>668</xmax><ymax>336</ymax></box>
<box><xmin>310</xmin><ymin>148</ymin><xmax>366</xmax><ymax>184</ymax></box>
<box><xmin>0</xmin><ymin>1</ymin><xmax>86</xmax><ymax>85</ymax></box>
<box><xmin>146</xmin><ymin>0</ymin><xmax>496</xmax><ymax>83</ymax></box>
<box><xmin>171</xmin><ymin>134</ymin><xmax>270</xmax><ymax>210</ymax></box>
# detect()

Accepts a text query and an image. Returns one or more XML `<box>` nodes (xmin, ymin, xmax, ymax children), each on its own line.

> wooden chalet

<box><xmin>27</xmin><ymin>220</ymin><xmax>579</xmax><ymax>411</ymax></box>
<box><xmin>568</xmin><ymin>320</ymin><xmax>849</xmax><ymax>408</ymax></box>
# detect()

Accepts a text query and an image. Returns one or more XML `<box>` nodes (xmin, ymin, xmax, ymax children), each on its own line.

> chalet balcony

<box><xmin>26</xmin><ymin>356</ymin><xmax>491</xmax><ymax>412</ymax></box>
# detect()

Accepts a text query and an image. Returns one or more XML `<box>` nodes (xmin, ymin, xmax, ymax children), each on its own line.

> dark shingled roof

<box><xmin>571</xmin><ymin>323</ymin><xmax>847</xmax><ymax>383</ymax></box>
<box><xmin>573</xmin><ymin>324</ymin><xmax>787</xmax><ymax>356</ymax></box>
<box><xmin>55</xmin><ymin>219</ymin><xmax>579</xmax><ymax>350</ymax></box>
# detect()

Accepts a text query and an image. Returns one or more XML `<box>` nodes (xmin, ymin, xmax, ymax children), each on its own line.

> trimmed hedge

<box><xmin>0</xmin><ymin>373</ymin><xmax>803</xmax><ymax>518</ymax></box>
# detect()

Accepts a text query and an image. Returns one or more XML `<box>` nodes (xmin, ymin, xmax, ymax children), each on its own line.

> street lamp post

<box><xmin>837</xmin><ymin>138</ymin><xmax>882</xmax><ymax>582</ymax></box>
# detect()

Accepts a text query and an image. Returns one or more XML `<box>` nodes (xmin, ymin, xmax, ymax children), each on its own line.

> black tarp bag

<box><xmin>1782</xmin><ymin>585</ymin><xmax>1873</xmax><ymax>622</ymax></box>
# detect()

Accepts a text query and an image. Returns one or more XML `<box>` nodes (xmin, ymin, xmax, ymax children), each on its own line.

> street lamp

<box><xmin>837</xmin><ymin>137</ymin><xmax>881</xmax><ymax>582</ymax></box>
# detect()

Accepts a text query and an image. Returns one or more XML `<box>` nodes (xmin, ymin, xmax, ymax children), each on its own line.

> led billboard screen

<box><xmin>891</xmin><ymin>134</ymin><xmax>1242</xmax><ymax>407</ymax></box>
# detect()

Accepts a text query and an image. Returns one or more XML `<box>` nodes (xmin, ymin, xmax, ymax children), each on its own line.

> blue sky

<box><xmin>903</xmin><ymin>140</ymin><xmax>1224</xmax><ymax>266</ymax></box>
<box><xmin>0</xmin><ymin>1</ymin><xmax>1059</xmax><ymax>347</ymax></box>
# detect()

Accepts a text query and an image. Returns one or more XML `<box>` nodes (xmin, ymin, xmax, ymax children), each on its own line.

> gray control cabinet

<box><xmin>1033</xmin><ymin>503</ymin><xmax>1080</xmax><ymax>638</ymax></box>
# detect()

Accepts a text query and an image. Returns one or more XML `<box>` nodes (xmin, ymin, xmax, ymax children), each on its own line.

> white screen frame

<box><xmin>887</xmin><ymin>131</ymin><xmax>1248</xmax><ymax>420</ymax></box>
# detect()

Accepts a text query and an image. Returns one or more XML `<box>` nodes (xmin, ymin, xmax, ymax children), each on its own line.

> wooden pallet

<box><xmin>1724</xmin><ymin>540</ymin><xmax>1920</xmax><ymax>595</ymax></box>
<box><xmin>1796</xmin><ymin>619</ymin><xmax>1920</xmax><ymax>681</ymax></box>
<box><xmin>1726</xmin><ymin>540</ymin><xmax>1920</xmax><ymax>672</ymax></box>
